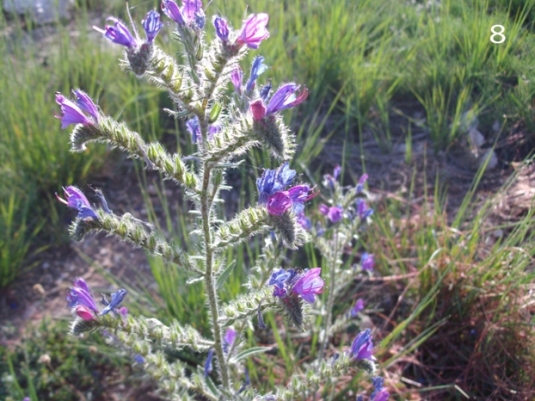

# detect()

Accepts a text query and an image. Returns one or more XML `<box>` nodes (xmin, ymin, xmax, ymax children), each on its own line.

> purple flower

<box><xmin>371</xmin><ymin>377</ymin><xmax>390</xmax><ymax>401</ymax></box>
<box><xmin>251</xmin><ymin>83</ymin><xmax>308</xmax><ymax>120</ymax></box>
<box><xmin>186</xmin><ymin>116</ymin><xmax>219</xmax><ymax>142</ymax></box>
<box><xmin>356</xmin><ymin>173</ymin><xmax>369</xmax><ymax>193</ymax></box>
<box><xmin>231</xmin><ymin>67</ymin><xmax>243</xmax><ymax>94</ymax></box>
<box><xmin>56</xmin><ymin>186</ymin><xmax>99</xmax><ymax>220</ymax></box>
<box><xmin>291</xmin><ymin>268</ymin><xmax>324</xmax><ymax>303</ymax></box>
<box><xmin>73</xmin><ymin>90</ymin><xmax>99</xmax><ymax>122</ymax></box>
<box><xmin>319</xmin><ymin>204</ymin><xmax>343</xmax><ymax>223</ymax></box>
<box><xmin>356</xmin><ymin>198</ymin><xmax>374</xmax><ymax>220</ymax></box>
<box><xmin>297</xmin><ymin>213</ymin><xmax>312</xmax><ymax>231</ymax></box>
<box><xmin>94</xmin><ymin>17</ymin><xmax>137</xmax><ymax>48</ymax></box>
<box><xmin>67</xmin><ymin>278</ymin><xmax>99</xmax><ymax>316</ymax></box>
<box><xmin>257</xmin><ymin>162</ymin><xmax>296</xmax><ymax>204</ymax></box>
<box><xmin>55</xmin><ymin>93</ymin><xmax>94</xmax><ymax>129</ymax></box>
<box><xmin>223</xmin><ymin>327</ymin><xmax>237</xmax><ymax>353</ymax></box>
<box><xmin>350</xmin><ymin>328</ymin><xmax>375</xmax><ymax>361</ymax></box>
<box><xmin>237</xmin><ymin>13</ymin><xmax>270</xmax><ymax>49</ymax></box>
<box><xmin>269</xmin><ymin>268</ymin><xmax>296</xmax><ymax>287</ymax></box>
<box><xmin>134</xmin><ymin>354</ymin><xmax>145</xmax><ymax>364</ymax></box>
<box><xmin>266</xmin><ymin>191</ymin><xmax>292</xmax><ymax>216</ymax></box>
<box><xmin>351</xmin><ymin>299</ymin><xmax>365</xmax><ymax>317</ymax></box>
<box><xmin>287</xmin><ymin>184</ymin><xmax>317</xmax><ymax>215</ymax></box>
<box><xmin>162</xmin><ymin>0</ymin><xmax>185</xmax><ymax>25</ymax></box>
<box><xmin>213</xmin><ymin>16</ymin><xmax>229</xmax><ymax>41</ymax></box>
<box><xmin>266</xmin><ymin>83</ymin><xmax>308</xmax><ymax>115</ymax></box>
<box><xmin>100</xmin><ymin>289</ymin><xmax>128</xmax><ymax>316</ymax></box>
<box><xmin>162</xmin><ymin>0</ymin><xmax>203</xmax><ymax>27</ymax></box>
<box><xmin>246</xmin><ymin>56</ymin><xmax>268</xmax><ymax>93</ymax></box>
<box><xmin>361</xmin><ymin>252</ymin><xmax>375</xmax><ymax>271</ymax></box>
<box><xmin>186</xmin><ymin>116</ymin><xmax>201</xmax><ymax>142</ymax></box>
<box><xmin>324</xmin><ymin>165</ymin><xmax>341</xmax><ymax>190</ymax></box>
<box><xmin>334</xmin><ymin>165</ymin><xmax>341</xmax><ymax>179</ymax></box>
<box><xmin>204</xmin><ymin>348</ymin><xmax>214</xmax><ymax>377</ymax></box>
<box><xmin>142</xmin><ymin>10</ymin><xmax>163</xmax><ymax>42</ymax></box>
<box><xmin>259</xmin><ymin>81</ymin><xmax>272</xmax><ymax>101</ymax></box>
<box><xmin>183</xmin><ymin>0</ymin><xmax>203</xmax><ymax>22</ymax></box>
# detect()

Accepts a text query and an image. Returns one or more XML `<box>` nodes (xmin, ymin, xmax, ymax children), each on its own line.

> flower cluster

<box><xmin>66</xmin><ymin>278</ymin><xmax>127</xmax><ymax>322</ymax></box>
<box><xmin>56</xmin><ymin>186</ymin><xmax>99</xmax><ymax>221</ymax></box>
<box><xmin>357</xmin><ymin>376</ymin><xmax>390</xmax><ymax>401</ymax></box>
<box><xmin>268</xmin><ymin>268</ymin><xmax>324</xmax><ymax>327</ymax></box>
<box><xmin>257</xmin><ymin>162</ymin><xmax>316</xmax><ymax>223</ymax></box>
<box><xmin>269</xmin><ymin>268</ymin><xmax>324</xmax><ymax>303</ymax></box>
<box><xmin>349</xmin><ymin>328</ymin><xmax>375</xmax><ymax>362</ymax></box>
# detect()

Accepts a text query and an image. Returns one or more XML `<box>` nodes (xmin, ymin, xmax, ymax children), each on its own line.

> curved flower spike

<box><xmin>237</xmin><ymin>13</ymin><xmax>270</xmax><ymax>49</ymax></box>
<box><xmin>291</xmin><ymin>268</ymin><xmax>324</xmax><ymax>303</ymax></box>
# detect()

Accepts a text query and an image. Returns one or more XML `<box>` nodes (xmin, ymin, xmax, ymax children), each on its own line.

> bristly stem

<box><xmin>318</xmin><ymin>226</ymin><xmax>340</xmax><ymax>364</ymax></box>
<box><xmin>201</xmin><ymin>137</ymin><xmax>230</xmax><ymax>390</ymax></box>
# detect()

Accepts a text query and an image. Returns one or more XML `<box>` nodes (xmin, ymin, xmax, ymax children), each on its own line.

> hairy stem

<box><xmin>201</xmin><ymin>162</ymin><xmax>230</xmax><ymax>390</ymax></box>
<box><xmin>318</xmin><ymin>227</ymin><xmax>340</xmax><ymax>363</ymax></box>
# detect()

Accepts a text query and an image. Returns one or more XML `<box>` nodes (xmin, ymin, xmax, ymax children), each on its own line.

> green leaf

<box><xmin>216</xmin><ymin>260</ymin><xmax>236</xmax><ymax>289</ymax></box>
<box><xmin>230</xmin><ymin>346</ymin><xmax>272</xmax><ymax>363</ymax></box>
<box><xmin>209</xmin><ymin>102</ymin><xmax>222</xmax><ymax>123</ymax></box>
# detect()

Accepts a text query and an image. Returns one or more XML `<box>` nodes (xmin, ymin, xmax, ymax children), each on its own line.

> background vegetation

<box><xmin>1</xmin><ymin>0</ymin><xmax>535</xmax><ymax>399</ymax></box>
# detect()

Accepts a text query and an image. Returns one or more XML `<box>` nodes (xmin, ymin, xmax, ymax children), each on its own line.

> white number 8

<box><xmin>490</xmin><ymin>25</ymin><xmax>506</xmax><ymax>44</ymax></box>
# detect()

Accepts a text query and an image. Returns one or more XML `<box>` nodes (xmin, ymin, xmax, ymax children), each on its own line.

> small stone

<box><xmin>33</xmin><ymin>283</ymin><xmax>46</xmax><ymax>296</ymax></box>
<box><xmin>38</xmin><ymin>354</ymin><xmax>51</xmax><ymax>364</ymax></box>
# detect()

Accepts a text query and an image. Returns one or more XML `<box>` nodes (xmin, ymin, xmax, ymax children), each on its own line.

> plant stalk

<box><xmin>201</xmin><ymin>162</ymin><xmax>230</xmax><ymax>390</ymax></box>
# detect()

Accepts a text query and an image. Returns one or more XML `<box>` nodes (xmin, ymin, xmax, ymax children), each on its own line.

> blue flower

<box><xmin>349</xmin><ymin>329</ymin><xmax>375</xmax><ymax>361</ymax></box>
<box><xmin>142</xmin><ymin>10</ymin><xmax>163</xmax><ymax>43</ymax></box>
<box><xmin>100</xmin><ymin>289</ymin><xmax>128</xmax><ymax>316</ymax></box>
<box><xmin>256</xmin><ymin>162</ymin><xmax>296</xmax><ymax>204</ymax></box>
<box><xmin>204</xmin><ymin>348</ymin><xmax>214</xmax><ymax>377</ymax></box>
<box><xmin>56</xmin><ymin>186</ymin><xmax>99</xmax><ymax>221</ymax></box>
<box><xmin>361</xmin><ymin>253</ymin><xmax>375</xmax><ymax>271</ymax></box>
<box><xmin>213</xmin><ymin>16</ymin><xmax>229</xmax><ymax>41</ymax></box>
<box><xmin>246</xmin><ymin>56</ymin><xmax>268</xmax><ymax>93</ymax></box>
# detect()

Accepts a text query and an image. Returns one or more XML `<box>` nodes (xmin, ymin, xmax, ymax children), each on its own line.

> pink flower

<box><xmin>237</xmin><ymin>13</ymin><xmax>270</xmax><ymax>49</ymax></box>
<box><xmin>291</xmin><ymin>268</ymin><xmax>324</xmax><ymax>303</ymax></box>
<box><xmin>250</xmin><ymin>98</ymin><xmax>267</xmax><ymax>121</ymax></box>
<box><xmin>75</xmin><ymin>305</ymin><xmax>97</xmax><ymax>321</ymax></box>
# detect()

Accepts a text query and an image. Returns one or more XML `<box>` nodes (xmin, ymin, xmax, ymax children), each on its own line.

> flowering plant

<box><xmin>56</xmin><ymin>2</ymin><xmax>387</xmax><ymax>399</ymax></box>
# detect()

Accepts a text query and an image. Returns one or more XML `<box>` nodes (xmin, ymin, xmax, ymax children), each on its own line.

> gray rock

<box><xmin>3</xmin><ymin>0</ymin><xmax>73</xmax><ymax>24</ymax></box>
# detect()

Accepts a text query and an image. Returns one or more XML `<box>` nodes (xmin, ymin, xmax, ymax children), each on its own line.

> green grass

<box><xmin>0</xmin><ymin>318</ymin><xmax>137</xmax><ymax>401</ymax></box>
